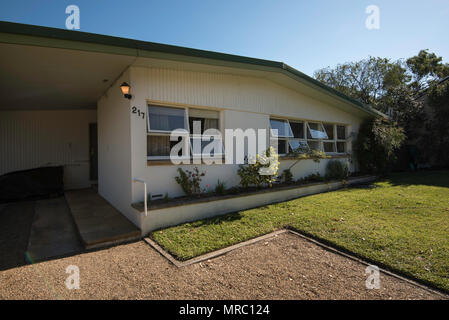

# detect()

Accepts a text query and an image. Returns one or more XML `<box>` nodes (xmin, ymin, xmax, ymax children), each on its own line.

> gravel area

<box><xmin>0</xmin><ymin>232</ymin><xmax>445</xmax><ymax>300</ymax></box>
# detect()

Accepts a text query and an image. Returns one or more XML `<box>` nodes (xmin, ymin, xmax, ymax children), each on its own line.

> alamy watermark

<box><xmin>365</xmin><ymin>5</ymin><xmax>380</xmax><ymax>30</ymax></box>
<box><xmin>65</xmin><ymin>5</ymin><xmax>80</xmax><ymax>30</ymax></box>
<box><xmin>168</xmin><ymin>122</ymin><xmax>279</xmax><ymax>176</ymax></box>
<box><xmin>65</xmin><ymin>265</ymin><xmax>80</xmax><ymax>290</ymax></box>
<box><xmin>365</xmin><ymin>265</ymin><xmax>380</xmax><ymax>289</ymax></box>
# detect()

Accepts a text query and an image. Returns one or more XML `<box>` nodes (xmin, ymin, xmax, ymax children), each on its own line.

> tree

<box><xmin>376</xmin><ymin>86</ymin><xmax>424</xmax><ymax>141</ymax></box>
<box><xmin>423</xmin><ymin>80</ymin><xmax>449</xmax><ymax>166</ymax></box>
<box><xmin>406</xmin><ymin>50</ymin><xmax>449</xmax><ymax>92</ymax></box>
<box><xmin>314</xmin><ymin>57</ymin><xmax>409</xmax><ymax>108</ymax></box>
<box><xmin>353</xmin><ymin>118</ymin><xmax>406</xmax><ymax>174</ymax></box>
<box><xmin>314</xmin><ymin>50</ymin><xmax>448</xmax><ymax>169</ymax></box>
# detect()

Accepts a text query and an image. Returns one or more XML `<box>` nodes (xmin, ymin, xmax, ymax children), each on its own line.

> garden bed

<box><xmin>136</xmin><ymin>175</ymin><xmax>376</xmax><ymax>233</ymax></box>
<box><xmin>132</xmin><ymin>174</ymin><xmax>373</xmax><ymax>211</ymax></box>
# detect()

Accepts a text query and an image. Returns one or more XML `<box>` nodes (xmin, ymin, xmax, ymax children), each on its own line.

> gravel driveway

<box><xmin>0</xmin><ymin>232</ymin><xmax>445</xmax><ymax>299</ymax></box>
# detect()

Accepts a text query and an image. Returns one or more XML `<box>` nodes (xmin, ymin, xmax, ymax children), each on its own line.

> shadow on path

<box><xmin>0</xmin><ymin>202</ymin><xmax>35</xmax><ymax>270</ymax></box>
<box><xmin>0</xmin><ymin>197</ymin><xmax>83</xmax><ymax>271</ymax></box>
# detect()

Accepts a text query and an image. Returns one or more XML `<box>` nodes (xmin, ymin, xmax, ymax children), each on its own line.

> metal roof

<box><xmin>0</xmin><ymin>20</ymin><xmax>385</xmax><ymax>117</ymax></box>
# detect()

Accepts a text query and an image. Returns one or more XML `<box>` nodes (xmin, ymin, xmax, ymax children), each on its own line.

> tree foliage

<box><xmin>406</xmin><ymin>50</ymin><xmax>449</xmax><ymax>92</ymax></box>
<box><xmin>315</xmin><ymin>49</ymin><xmax>448</xmax><ymax>169</ymax></box>
<box><xmin>423</xmin><ymin>81</ymin><xmax>449</xmax><ymax>166</ymax></box>
<box><xmin>354</xmin><ymin>118</ymin><xmax>406</xmax><ymax>174</ymax></box>
<box><xmin>314</xmin><ymin>57</ymin><xmax>409</xmax><ymax>107</ymax></box>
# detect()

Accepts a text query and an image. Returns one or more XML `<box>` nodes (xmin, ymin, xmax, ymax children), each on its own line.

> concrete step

<box><xmin>65</xmin><ymin>189</ymin><xmax>141</xmax><ymax>250</ymax></box>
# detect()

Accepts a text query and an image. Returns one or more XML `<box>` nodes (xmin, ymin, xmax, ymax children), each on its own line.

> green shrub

<box><xmin>297</xmin><ymin>172</ymin><xmax>324</xmax><ymax>184</ymax></box>
<box><xmin>280</xmin><ymin>169</ymin><xmax>294</xmax><ymax>184</ymax></box>
<box><xmin>175</xmin><ymin>167</ymin><xmax>206</xmax><ymax>196</ymax></box>
<box><xmin>237</xmin><ymin>147</ymin><xmax>280</xmax><ymax>188</ymax></box>
<box><xmin>215</xmin><ymin>180</ymin><xmax>226</xmax><ymax>195</ymax></box>
<box><xmin>325</xmin><ymin>160</ymin><xmax>349</xmax><ymax>180</ymax></box>
<box><xmin>354</xmin><ymin>118</ymin><xmax>405</xmax><ymax>174</ymax></box>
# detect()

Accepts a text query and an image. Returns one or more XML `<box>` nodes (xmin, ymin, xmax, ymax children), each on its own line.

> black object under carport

<box><xmin>0</xmin><ymin>166</ymin><xmax>64</xmax><ymax>203</ymax></box>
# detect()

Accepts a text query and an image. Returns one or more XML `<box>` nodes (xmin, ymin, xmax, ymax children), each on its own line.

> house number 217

<box><xmin>132</xmin><ymin>106</ymin><xmax>145</xmax><ymax>119</ymax></box>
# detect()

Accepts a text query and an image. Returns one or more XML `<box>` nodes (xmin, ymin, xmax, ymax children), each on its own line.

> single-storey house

<box><xmin>0</xmin><ymin>22</ymin><xmax>384</xmax><ymax>235</ymax></box>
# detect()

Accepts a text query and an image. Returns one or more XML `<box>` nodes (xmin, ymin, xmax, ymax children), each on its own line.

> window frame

<box><xmin>147</xmin><ymin>105</ymin><xmax>188</xmax><ymax>134</ymax></box>
<box><xmin>269</xmin><ymin>117</ymin><xmax>348</xmax><ymax>156</ymax></box>
<box><xmin>147</xmin><ymin>104</ymin><xmax>222</xmax><ymax>161</ymax></box>
<box><xmin>321</xmin><ymin>123</ymin><xmax>348</xmax><ymax>155</ymax></box>
<box><xmin>269</xmin><ymin>118</ymin><xmax>294</xmax><ymax>138</ymax></box>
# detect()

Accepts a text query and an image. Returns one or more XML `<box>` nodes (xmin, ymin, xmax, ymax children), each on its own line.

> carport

<box><xmin>0</xmin><ymin>33</ymin><xmax>135</xmax><ymax>189</ymax></box>
<box><xmin>0</xmin><ymin>22</ymin><xmax>140</xmax><ymax>266</ymax></box>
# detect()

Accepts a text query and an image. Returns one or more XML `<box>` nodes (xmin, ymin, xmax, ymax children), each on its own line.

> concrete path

<box><xmin>26</xmin><ymin>198</ymin><xmax>83</xmax><ymax>263</ymax></box>
<box><xmin>65</xmin><ymin>189</ymin><xmax>140</xmax><ymax>249</ymax></box>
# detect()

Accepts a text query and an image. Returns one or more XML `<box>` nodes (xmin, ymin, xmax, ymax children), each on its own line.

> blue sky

<box><xmin>1</xmin><ymin>0</ymin><xmax>448</xmax><ymax>76</ymax></box>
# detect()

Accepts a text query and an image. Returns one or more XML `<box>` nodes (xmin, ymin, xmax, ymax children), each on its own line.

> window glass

<box><xmin>337</xmin><ymin>142</ymin><xmax>346</xmax><ymax>153</ymax></box>
<box><xmin>148</xmin><ymin>105</ymin><xmax>186</xmax><ymax>132</ymax></box>
<box><xmin>271</xmin><ymin>139</ymin><xmax>288</xmax><ymax>154</ymax></box>
<box><xmin>308</xmin><ymin>140</ymin><xmax>321</xmax><ymax>151</ymax></box>
<box><xmin>147</xmin><ymin>135</ymin><xmax>183</xmax><ymax>157</ymax></box>
<box><xmin>323</xmin><ymin>141</ymin><xmax>336</xmax><ymax>153</ymax></box>
<box><xmin>323</xmin><ymin>123</ymin><xmax>334</xmax><ymax>140</ymax></box>
<box><xmin>288</xmin><ymin>140</ymin><xmax>309</xmax><ymax>153</ymax></box>
<box><xmin>278</xmin><ymin>139</ymin><xmax>287</xmax><ymax>154</ymax></box>
<box><xmin>190</xmin><ymin>137</ymin><xmax>224</xmax><ymax>157</ymax></box>
<box><xmin>337</xmin><ymin>125</ymin><xmax>346</xmax><ymax>140</ymax></box>
<box><xmin>290</xmin><ymin>121</ymin><xmax>304</xmax><ymax>139</ymax></box>
<box><xmin>189</xmin><ymin>109</ymin><xmax>219</xmax><ymax>134</ymax></box>
<box><xmin>147</xmin><ymin>135</ymin><xmax>169</xmax><ymax>157</ymax></box>
<box><xmin>307</xmin><ymin>122</ymin><xmax>328</xmax><ymax>139</ymax></box>
<box><xmin>270</xmin><ymin>119</ymin><xmax>293</xmax><ymax>138</ymax></box>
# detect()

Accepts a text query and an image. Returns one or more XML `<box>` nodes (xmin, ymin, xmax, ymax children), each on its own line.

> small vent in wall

<box><xmin>150</xmin><ymin>194</ymin><xmax>164</xmax><ymax>201</ymax></box>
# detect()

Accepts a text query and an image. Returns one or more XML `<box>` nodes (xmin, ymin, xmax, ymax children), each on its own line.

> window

<box><xmin>321</xmin><ymin>123</ymin><xmax>348</xmax><ymax>155</ymax></box>
<box><xmin>307</xmin><ymin>122</ymin><xmax>328</xmax><ymax>139</ymax></box>
<box><xmin>190</xmin><ymin>136</ymin><xmax>224</xmax><ymax>158</ymax></box>
<box><xmin>337</xmin><ymin>125</ymin><xmax>346</xmax><ymax>140</ymax></box>
<box><xmin>188</xmin><ymin>108</ymin><xmax>219</xmax><ymax>135</ymax></box>
<box><xmin>269</xmin><ymin>117</ymin><xmax>348</xmax><ymax>155</ymax></box>
<box><xmin>147</xmin><ymin>105</ymin><xmax>187</xmax><ymax>132</ymax></box>
<box><xmin>336</xmin><ymin>125</ymin><xmax>347</xmax><ymax>153</ymax></box>
<box><xmin>290</xmin><ymin>121</ymin><xmax>305</xmax><ymax>139</ymax></box>
<box><xmin>270</xmin><ymin>118</ymin><xmax>309</xmax><ymax>155</ymax></box>
<box><xmin>337</xmin><ymin>142</ymin><xmax>346</xmax><ymax>153</ymax></box>
<box><xmin>307</xmin><ymin>140</ymin><xmax>321</xmax><ymax>151</ymax></box>
<box><xmin>323</xmin><ymin>141</ymin><xmax>336</xmax><ymax>153</ymax></box>
<box><xmin>289</xmin><ymin>139</ymin><xmax>309</xmax><ymax>153</ymax></box>
<box><xmin>147</xmin><ymin>105</ymin><xmax>222</xmax><ymax>160</ymax></box>
<box><xmin>271</xmin><ymin>138</ymin><xmax>288</xmax><ymax>155</ymax></box>
<box><xmin>323</xmin><ymin>123</ymin><xmax>334</xmax><ymax>140</ymax></box>
<box><xmin>270</xmin><ymin>119</ymin><xmax>293</xmax><ymax>138</ymax></box>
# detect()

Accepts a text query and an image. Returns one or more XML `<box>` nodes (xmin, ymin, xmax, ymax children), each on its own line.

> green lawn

<box><xmin>151</xmin><ymin>170</ymin><xmax>449</xmax><ymax>292</ymax></box>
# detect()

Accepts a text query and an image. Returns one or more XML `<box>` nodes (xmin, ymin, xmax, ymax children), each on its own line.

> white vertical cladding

<box><xmin>97</xmin><ymin>68</ymin><xmax>139</xmax><ymax>228</ymax></box>
<box><xmin>141</xmin><ymin>66</ymin><xmax>361</xmax><ymax>124</ymax></box>
<box><xmin>129</xmin><ymin>65</ymin><xmax>365</xmax><ymax>203</ymax></box>
<box><xmin>129</xmin><ymin>67</ymin><xmax>150</xmax><ymax>204</ymax></box>
<box><xmin>0</xmin><ymin>110</ymin><xmax>96</xmax><ymax>189</ymax></box>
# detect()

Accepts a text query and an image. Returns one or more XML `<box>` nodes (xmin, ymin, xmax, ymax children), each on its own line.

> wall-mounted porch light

<box><xmin>120</xmin><ymin>82</ymin><xmax>132</xmax><ymax>99</ymax></box>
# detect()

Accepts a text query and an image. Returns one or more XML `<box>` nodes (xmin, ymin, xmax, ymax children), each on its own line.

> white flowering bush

<box><xmin>237</xmin><ymin>147</ymin><xmax>280</xmax><ymax>188</ymax></box>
